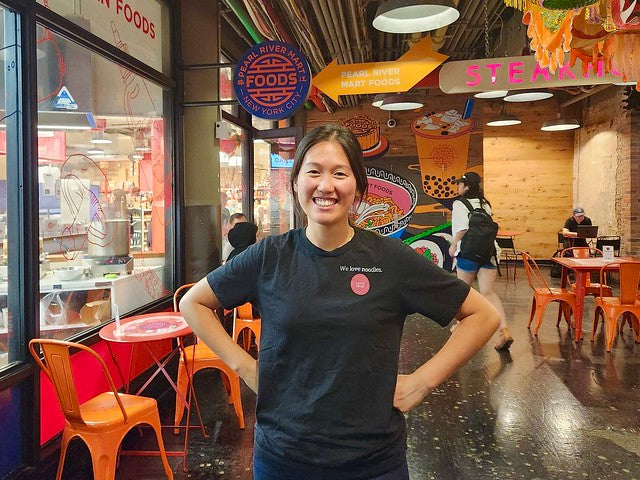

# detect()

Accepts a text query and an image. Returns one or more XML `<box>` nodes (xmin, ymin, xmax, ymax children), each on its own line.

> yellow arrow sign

<box><xmin>313</xmin><ymin>36</ymin><xmax>447</xmax><ymax>103</ymax></box>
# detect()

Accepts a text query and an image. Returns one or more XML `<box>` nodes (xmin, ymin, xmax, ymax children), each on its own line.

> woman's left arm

<box><xmin>393</xmin><ymin>288</ymin><xmax>499</xmax><ymax>412</ymax></box>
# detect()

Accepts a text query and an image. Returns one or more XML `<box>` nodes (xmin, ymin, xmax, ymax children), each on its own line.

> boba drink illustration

<box><xmin>411</xmin><ymin>110</ymin><xmax>473</xmax><ymax>199</ymax></box>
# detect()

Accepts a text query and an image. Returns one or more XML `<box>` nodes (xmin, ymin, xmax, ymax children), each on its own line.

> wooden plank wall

<box><xmin>306</xmin><ymin>92</ymin><xmax>576</xmax><ymax>259</ymax></box>
<box><xmin>483</xmin><ymin>102</ymin><xmax>575</xmax><ymax>258</ymax></box>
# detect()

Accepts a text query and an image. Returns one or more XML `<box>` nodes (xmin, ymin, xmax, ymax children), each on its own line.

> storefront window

<box><xmin>36</xmin><ymin>26</ymin><xmax>173</xmax><ymax>338</ymax></box>
<box><xmin>37</xmin><ymin>0</ymin><xmax>170</xmax><ymax>73</ymax></box>
<box><xmin>0</xmin><ymin>7</ymin><xmax>19</xmax><ymax>370</ymax></box>
<box><xmin>219</xmin><ymin>64</ymin><xmax>237</xmax><ymax>116</ymax></box>
<box><xmin>254</xmin><ymin>137</ymin><xmax>295</xmax><ymax>236</ymax></box>
<box><xmin>220</xmin><ymin>123</ymin><xmax>245</xmax><ymax>261</ymax></box>
<box><xmin>253</xmin><ymin>117</ymin><xmax>276</xmax><ymax>130</ymax></box>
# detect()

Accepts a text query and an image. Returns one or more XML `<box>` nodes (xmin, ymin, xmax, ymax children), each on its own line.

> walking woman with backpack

<box><xmin>448</xmin><ymin>172</ymin><xmax>513</xmax><ymax>351</ymax></box>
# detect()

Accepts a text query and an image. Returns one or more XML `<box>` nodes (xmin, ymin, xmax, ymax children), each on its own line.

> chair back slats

<box><xmin>597</xmin><ymin>261</ymin><xmax>640</xmax><ymax>304</ymax></box>
<box><xmin>29</xmin><ymin>339</ymin><xmax>129</xmax><ymax>426</ymax></box>
<box><xmin>560</xmin><ymin>247</ymin><xmax>605</xmax><ymax>259</ymax></box>
<box><xmin>521</xmin><ymin>252</ymin><xmax>552</xmax><ymax>293</ymax></box>
<box><xmin>562</xmin><ymin>247</ymin><xmax>590</xmax><ymax>258</ymax></box>
<box><xmin>619</xmin><ymin>262</ymin><xmax>640</xmax><ymax>304</ymax></box>
<box><xmin>35</xmin><ymin>342</ymin><xmax>83</xmax><ymax>423</ymax></box>
<box><xmin>496</xmin><ymin>237</ymin><xmax>515</xmax><ymax>251</ymax></box>
<box><xmin>596</xmin><ymin>236</ymin><xmax>621</xmax><ymax>255</ymax></box>
<box><xmin>173</xmin><ymin>283</ymin><xmax>196</xmax><ymax>312</ymax></box>
<box><xmin>235</xmin><ymin>302</ymin><xmax>255</xmax><ymax>321</ymax></box>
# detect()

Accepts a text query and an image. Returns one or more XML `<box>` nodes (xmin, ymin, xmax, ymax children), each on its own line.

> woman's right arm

<box><xmin>179</xmin><ymin>278</ymin><xmax>258</xmax><ymax>392</ymax></box>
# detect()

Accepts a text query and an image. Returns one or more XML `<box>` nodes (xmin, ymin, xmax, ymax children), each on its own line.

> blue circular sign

<box><xmin>234</xmin><ymin>41</ymin><xmax>311</xmax><ymax>120</ymax></box>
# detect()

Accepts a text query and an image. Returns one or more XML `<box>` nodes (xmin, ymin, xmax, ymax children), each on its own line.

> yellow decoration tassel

<box><xmin>503</xmin><ymin>0</ymin><xmax>527</xmax><ymax>11</ymax></box>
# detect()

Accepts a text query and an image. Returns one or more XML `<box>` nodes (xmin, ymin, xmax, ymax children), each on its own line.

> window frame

<box><xmin>0</xmin><ymin>2</ymin><xmax>179</xmax><ymax>470</ymax></box>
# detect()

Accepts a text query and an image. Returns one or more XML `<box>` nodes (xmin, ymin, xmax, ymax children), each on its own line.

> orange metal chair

<box><xmin>29</xmin><ymin>339</ymin><xmax>173</xmax><ymax>480</ymax></box>
<box><xmin>522</xmin><ymin>252</ymin><xmax>577</xmax><ymax>335</ymax></box>
<box><xmin>173</xmin><ymin>284</ymin><xmax>244</xmax><ymax>431</ymax></box>
<box><xmin>591</xmin><ymin>261</ymin><xmax>640</xmax><ymax>352</ymax></box>
<box><xmin>561</xmin><ymin>247</ymin><xmax>613</xmax><ymax>297</ymax></box>
<box><xmin>232</xmin><ymin>302</ymin><xmax>261</xmax><ymax>352</ymax></box>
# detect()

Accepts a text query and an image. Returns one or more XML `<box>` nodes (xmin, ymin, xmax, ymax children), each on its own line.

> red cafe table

<box><xmin>99</xmin><ymin>312</ymin><xmax>207</xmax><ymax>471</ymax></box>
<box><xmin>550</xmin><ymin>256</ymin><xmax>639</xmax><ymax>342</ymax></box>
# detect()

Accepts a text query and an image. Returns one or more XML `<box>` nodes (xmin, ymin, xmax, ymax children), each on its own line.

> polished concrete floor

<box><xmin>36</xmin><ymin>265</ymin><xmax>640</xmax><ymax>479</ymax></box>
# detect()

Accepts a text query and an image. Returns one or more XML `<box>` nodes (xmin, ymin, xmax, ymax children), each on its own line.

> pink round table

<box><xmin>99</xmin><ymin>311</ymin><xmax>205</xmax><ymax>471</ymax></box>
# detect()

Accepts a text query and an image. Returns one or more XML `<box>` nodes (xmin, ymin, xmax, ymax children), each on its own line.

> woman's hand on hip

<box><xmin>393</xmin><ymin>373</ymin><xmax>432</xmax><ymax>413</ymax></box>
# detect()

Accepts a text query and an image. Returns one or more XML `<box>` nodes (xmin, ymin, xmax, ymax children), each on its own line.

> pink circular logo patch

<box><xmin>350</xmin><ymin>273</ymin><xmax>370</xmax><ymax>296</ymax></box>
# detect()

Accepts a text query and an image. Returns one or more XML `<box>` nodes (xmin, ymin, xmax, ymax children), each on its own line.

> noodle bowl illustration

<box><xmin>356</xmin><ymin>167</ymin><xmax>418</xmax><ymax>238</ymax></box>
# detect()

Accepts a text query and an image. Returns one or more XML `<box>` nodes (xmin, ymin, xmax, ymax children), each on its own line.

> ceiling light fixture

<box><xmin>379</xmin><ymin>94</ymin><xmax>424</xmax><ymax>111</ymax></box>
<box><xmin>36</xmin><ymin>112</ymin><xmax>92</xmax><ymax>130</ymax></box>
<box><xmin>373</xmin><ymin>0</ymin><xmax>460</xmax><ymax>33</ymax></box>
<box><xmin>486</xmin><ymin>106</ymin><xmax>521</xmax><ymax>127</ymax></box>
<box><xmin>90</xmin><ymin>131</ymin><xmax>112</xmax><ymax>144</ymax></box>
<box><xmin>503</xmin><ymin>90</ymin><xmax>553</xmax><ymax>102</ymax></box>
<box><xmin>132</xmin><ymin>154</ymin><xmax>144</xmax><ymax>160</ymax></box>
<box><xmin>474</xmin><ymin>90</ymin><xmax>509</xmax><ymax>99</ymax></box>
<box><xmin>372</xmin><ymin>94</ymin><xmax>386</xmax><ymax>108</ymax></box>
<box><xmin>87</xmin><ymin>148</ymin><xmax>105</xmax><ymax>155</ymax></box>
<box><xmin>541</xmin><ymin>112</ymin><xmax>580</xmax><ymax>131</ymax></box>
<box><xmin>36</xmin><ymin>125</ymin><xmax>92</xmax><ymax>130</ymax></box>
<box><xmin>614</xmin><ymin>80</ymin><xmax>637</xmax><ymax>86</ymax></box>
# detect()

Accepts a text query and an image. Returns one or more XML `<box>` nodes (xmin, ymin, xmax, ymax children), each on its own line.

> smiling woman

<box><xmin>290</xmin><ymin>125</ymin><xmax>368</xmax><ymax>250</ymax></box>
<box><xmin>293</xmin><ymin>140</ymin><xmax>358</xmax><ymax>245</ymax></box>
<box><xmin>179</xmin><ymin>124</ymin><xmax>499</xmax><ymax>480</ymax></box>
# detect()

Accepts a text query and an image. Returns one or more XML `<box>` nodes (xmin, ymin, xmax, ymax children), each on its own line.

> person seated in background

<box><xmin>562</xmin><ymin>206</ymin><xmax>592</xmax><ymax>248</ymax></box>
<box><xmin>222</xmin><ymin>212</ymin><xmax>248</xmax><ymax>263</ymax></box>
<box><xmin>223</xmin><ymin>215</ymin><xmax>259</xmax><ymax>333</ymax></box>
<box><xmin>227</xmin><ymin>218</ymin><xmax>258</xmax><ymax>262</ymax></box>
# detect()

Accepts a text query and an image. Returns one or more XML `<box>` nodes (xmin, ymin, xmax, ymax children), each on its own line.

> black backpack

<box><xmin>457</xmin><ymin>198</ymin><xmax>499</xmax><ymax>264</ymax></box>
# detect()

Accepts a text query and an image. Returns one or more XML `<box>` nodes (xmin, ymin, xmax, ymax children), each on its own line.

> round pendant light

<box><xmin>474</xmin><ymin>90</ymin><xmax>509</xmax><ymax>99</ymax></box>
<box><xmin>379</xmin><ymin>94</ymin><xmax>424</xmax><ymax>111</ymax></box>
<box><xmin>373</xmin><ymin>0</ymin><xmax>460</xmax><ymax>33</ymax></box>
<box><xmin>503</xmin><ymin>90</ymin><xmax>553</xmax><ymax>103</ymax></box>
<box><xmin>90</xmin><ymin>131</ymin><xmax>112</xmax><ymax>144</ymax></box>
<box><xmin>541</xmin><ymin>113</ymin><xmax>580</xmax><ymax>131</ymax></box>
<box><xmin>486</xmin><ymin>107</ymin><xmax>521</xmax><ymax>127</ymax></box>
<box><xmin>372</xmin><ymin>94</ymin><xmax>386</xmax><ymax>108</ymax></box>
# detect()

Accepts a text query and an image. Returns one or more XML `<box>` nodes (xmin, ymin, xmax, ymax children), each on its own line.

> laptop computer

<box><xmin>576</xmin><ymin>225</ymin><xmax>599</xmax><ymax>238</ymax></box>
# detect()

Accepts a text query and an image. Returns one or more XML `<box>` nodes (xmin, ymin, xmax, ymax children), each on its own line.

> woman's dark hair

<box><xmin>290</xmin><ymin>125</ymin><xmax>368</xmax><ymax>205</ymax></box>
<box><xmin>461</xmin><ymin>180</ymin><xmax>492</xmax><ymax>207</ymax></box>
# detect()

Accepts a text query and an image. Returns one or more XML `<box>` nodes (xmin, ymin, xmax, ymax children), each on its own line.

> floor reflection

<box><xmin>35</xmin><ymin>267</ymin><xmax>640</xmax><ymax>480</ymax></box>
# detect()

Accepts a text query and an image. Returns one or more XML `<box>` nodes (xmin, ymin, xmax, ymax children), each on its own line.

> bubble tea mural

<box><xmin>341</xmin><ymin>106</ymin><xmax>477</xmax><ymax>272</ymax></box>
<box><xmin>411</xmin><ymin>110</ymin><xmax>473</xmax><ymax>200</ymax></box>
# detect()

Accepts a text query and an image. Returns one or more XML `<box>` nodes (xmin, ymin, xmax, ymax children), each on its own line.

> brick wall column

<box><xmin>629</xmin><ymin>109</ymin><xmax>640</xmax><ymax>256</ymax></box>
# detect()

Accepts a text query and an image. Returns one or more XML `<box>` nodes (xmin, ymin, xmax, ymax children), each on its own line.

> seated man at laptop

<box><xmin>562</xmin><ymin>206</ymin><xmax>592</xmax><ymax>248</ymax></box>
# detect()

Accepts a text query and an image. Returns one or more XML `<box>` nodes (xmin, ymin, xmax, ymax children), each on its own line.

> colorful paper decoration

<box><xmin>506</xmin><ymin>0</ymin><xmax>639</xmax><ymax>85</ymax></box>
<box><xmin>542</xmin><ymin>0</ymin><xmax>600</xmax><ymax>9</ymax></box>
<box><xmin>524</xmin><ymin>5</ymin><xmax>577</xmax><ymax>72</ymax></box>
<box><xmin>611</xmin><ymin>0</ymin><xmax>640</xmax><ymax>30</ymax></box>
<box><xmin>603</xmin><ymin>33</ymin><xmax>640</xmax><ymax>85</ymax></box>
